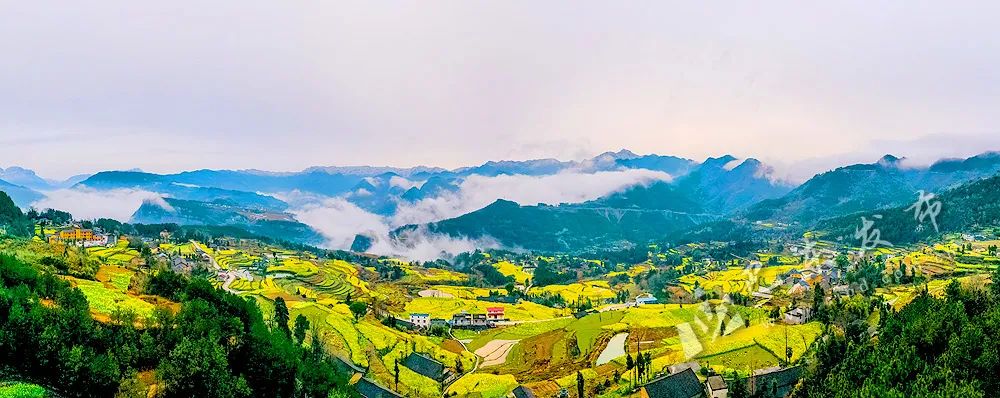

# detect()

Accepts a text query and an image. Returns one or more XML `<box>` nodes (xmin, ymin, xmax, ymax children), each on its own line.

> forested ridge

<box><xmin>0</xmin><ymin>253</ymin><xmax>355</xmax><ymax>398</ymax></box>
<box><xmin>793</xmin><ymin>270</ymin><xmax>1000</xmax><ymax>397</ymax></box>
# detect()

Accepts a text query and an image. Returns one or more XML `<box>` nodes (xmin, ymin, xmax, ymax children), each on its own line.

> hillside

<box><xmin>400</xmin><ymin>156</ymin><xmax>786</xmax><ymax>252</ymax></box>
<box><xmin>0</xmin><ymin>179</ymin><xmax>43</xmax><ymax>208</ymax></box>
<box><xmin>412</xmin><ymin>198</ymin><xmax>717</xmax><ymax>252</ymax></box>
<box><xmin>80</xmin><ymin>171</ymin><xmax>289</xmax><ymax>211</ymax></box>
<box><xmin>746</xmin><ymin>153</ymin><xmax>1000</xmax><ymax>224</ymax></box>
<box><xmin>131</xmin><ymin>198</ymin><xmax>323</xmax><ymax>245</ymax></box>
<box><xmin>0</xmin><ymin>191</ymin><xmax>31</xmax><ymax>236</ymax></box>
<box><xmin>818</xmin><ymin>172</ymin><xmax>1000</xmax><ymax>244</ymax></box>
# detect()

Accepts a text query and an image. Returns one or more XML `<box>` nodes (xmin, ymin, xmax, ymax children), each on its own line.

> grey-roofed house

<box><xmin>640</xmin><ymin>368</ymin><xmax>706</xmax><ymax>398</ymax></box>
<box><xmin>355</xmin><ymin>378</ymin><xmax>403</xmax><ymax>398</ymax></box>
<box><xmin>402</xmin><ymin>352</ymin><xmax>446</xmax><ymax>381</ymax></box>
<box><xmin>705</xmin><ymin>375</ymin><xmax>728</xmax><ymax>398</ymax></box>
<box><xmin>749</xmin><ymin>366</ymin><xmax>802</xmax><ymax>398</ymax></box>
<box><xmin>511</xmin><ymin>385</ymin><xmax>537</xmax><ymax>398</ymax></box>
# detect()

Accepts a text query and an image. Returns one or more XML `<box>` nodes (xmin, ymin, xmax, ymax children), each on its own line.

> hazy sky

<box><xmin>3</xmin><ymin>1</ymin><xmax>1000</xmax><ymax>180</ymax></box>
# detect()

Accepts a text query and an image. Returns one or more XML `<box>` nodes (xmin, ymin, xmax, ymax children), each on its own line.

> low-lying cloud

<box><xmin>31</xmin><ymin>188</ymin><xmax>166</xmax><ymax>221</ymax></box>
<box><xmin>391</xmin><ymin>169</ymin><xmax>672</xmax><ymax>226</ymax></box>
<box><xmin>291</xmin><ymin>168</ymin><xmax>671</xmax><ymax>260</ymax></box>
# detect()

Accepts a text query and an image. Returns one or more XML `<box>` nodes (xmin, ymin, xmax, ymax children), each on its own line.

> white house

<box><xmin>409</xmin><ymin>313</ymin><xmax>430</xmax><ymax>329</ymax></box>
<box><xmin>784</xmin><ymin>308</ymin><xmax>812</xmax><ymax>325</ymax></box>
<box><xmin>636</xmin><ymin>294</ymin><xmax>658</xmax><ymax>306</ymax></box>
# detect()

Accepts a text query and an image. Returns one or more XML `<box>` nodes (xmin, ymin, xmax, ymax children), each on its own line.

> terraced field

<box><xmin>494</xmin><ymin>261</ymin><xmax>532</xmax><ymax>284</ymax></box>
<box><xmin>267</xmin><ymin>257</ymin><xmax>318</xmax><ymax>277</ymax></box>
<box><xmin>86</xmin><ymin>243</ymin><xmax>140</xmax><ymax>266</ymax></box>
<box><xmin>531</xmin><ymin>281</ymin><xmax>616</xmax><ymax>303</ymax></box>
<box><xmin>296</xmin><ymin>260</ymin><xmax>372</xmax><ymax>299</ymax></box>
<box><xmin>446</xmin><ymin>374</ymin><xmax>519</xmax><ymax>398</ymax></box>
<box><xmin>65</xmin><ymin>276</ymin><xmax>156</xmax><ymax>319</ymax></box>
<box><xmin>678</xmin><ymin>265</ymin><xmax>802</xmax><ymax>295</ymax></box>
<box><xmin>214</xmin><ymin>249</ymin><xmax>262</xmax><ymax>270</ymax></box>
<box><xmin>95</xmin><ymin>265</ymin><xmax>134</xmax><ymax>291</ymax></box>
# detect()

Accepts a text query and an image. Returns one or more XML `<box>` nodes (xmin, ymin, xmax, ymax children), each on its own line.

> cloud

<box><xmin>390</xmin><ymin>169</ymin><xmax>672</xmax><ymax>227</ymax></box>
<box><xmin>290</xmin><ymin>197</ymin><xmax>389</xmax><ymax>250</ymax></box>
<box><xmin>289</xmin><ymin>197</ymin><xmax>497</xmax><ymax>261</ymax></box>
<box><xmin>290</xmin><ymin>168</ymin><xmax>670</xmax><ymax>261</ymax></box>
<box><xmin>763</xmin><ymin>133</ymin><xmax>1000</xmax><ymax>183</ymax></box>
<box><xmin>369</xmin><ymin>226</ymin><xmax>501</xmax><ymax>262</ymax></box>
<box><xmin>389</xmin><ymin>176</ymin><xmax>420</xmax><ymax>190</ymax></box>
<box><xmin>31</xmin><ymin>188</ymin><xmax>166</xmax><ymax>221</ymax></box>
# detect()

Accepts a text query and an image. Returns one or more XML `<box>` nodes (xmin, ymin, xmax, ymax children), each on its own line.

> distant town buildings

<box><xmin>45</xmin><ymin>226</ymin><xmax>109</xmax><ymax>247</ymax></box>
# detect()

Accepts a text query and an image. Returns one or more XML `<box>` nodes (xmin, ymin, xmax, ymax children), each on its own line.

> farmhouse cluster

<box><xmin>407</xmin><ymin>306</ymin><xmax>508</xmax><ymax>331</ymax></box>
<box><xmin>41</xmin><ymin>225</ymin><xmax>112</xmax><ymax>247</ymax></box>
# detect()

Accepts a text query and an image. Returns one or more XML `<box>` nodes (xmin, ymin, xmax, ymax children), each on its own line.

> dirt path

<box><xmin>442</xmin><ymin>329</ymin><xmax>480</xmax><ymax>397</ymax></box>
<box><xmin>418</xmin><ymin>289</ymin><xmax>454</xmax><ymax>298</ymax></box>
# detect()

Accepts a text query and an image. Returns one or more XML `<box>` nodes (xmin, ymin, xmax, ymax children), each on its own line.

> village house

<box><xmin>749</xmin><ymin>366</ymin><xmax>802</xmax><ymax>397</ymax></box>
<box><xmin>667</xmin><ymin>362</ymin><xmax>700</xmax><ymax>376</ymax></box>
<box><xmin>451</xmin><ymin>312</ymin><xmax>472</xmax><ymax>327</ymax></box>
<box><xmin>636</xmin><ymin>294</ymin><xmax>658</xmax><ymax>306</ymax></box>
<box><xmin>355</xmin><ymin>377</ymin><xmax>403</xmax><ymax>398</ymax></box>
<box><xmin>788</xmin><ymin>279</ymin><xmax>811</xmax><ymax>295</ymax></box>
<box><xmin>450</xmin><ymin>310</ymin><xmax>499</xmax><ymax>329</ymax></box>
<box><xmin>408</xmin><ymin>313</ymin><xmax>430</xmax><ymax>329</ymax></box>
<box><xmin>48</xmin><ymin>227</ymin><xmax>106</xmax><ymax>245</ymax></box>
<box><xmin>510</xmin><ymin>385</ymin><xmax>537</xmax><ymax>398</ymax></box>
<box><xmin>430</xmin><ymin>318</ymin><xmax>449</xmax><ymax>328</ymax></box>
<box><xmin>751</xmin><ymin>286</ymin><xmax>774</xmax><ymax>300</ymax></box>
<box><xmin>486</xmin><ymin>307</ymin><xmax>506</xmax><ymax>322</ymax></box>
<box><xmin>402</xmin><ymin>352</ymin><xmax>446</xmax><ymax>381</ymax></box>
<box><xmin>784</xmin><ymin>307</ymin><xmax>812</xmax><ymax>325</ymax></box>
<box><xmin>640</xmin><ymin>368</ymin><xmax>706</xmax><ymax>398</ymax></box>
<box><xmin>705</xmin><ymin>375</ymin><xmax>728</xmax><ymax>398</ymax></box>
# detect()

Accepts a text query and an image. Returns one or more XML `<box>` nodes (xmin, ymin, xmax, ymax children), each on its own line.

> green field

<box><xmin>446</xmin><ymin>374</ymin><xmax>519</xmax><ymax>398</ymax></box>
<box><xmin>66</xmin><ymin>276</ymin><xmax>156</xmax><ymax>319</ymax></box>
<box><xmin>0</xmin><ymin>382</ymin><xmax>48</xmax><ymax>398</ymax></box>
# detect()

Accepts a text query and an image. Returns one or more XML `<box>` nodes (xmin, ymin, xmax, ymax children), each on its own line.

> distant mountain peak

<box><xmin>702</xmin><ymin>155</ymin><xmax>738</xmax><ymax>167</ymax></box>
<box><xmin>877</xmin><ymin>154</ymin><xmax>904</xmax><ymax>167</ymax></box>
<box><xmin>594</xmin><ymin>149</ymin><xmax>640</xmax><ymax>160</ymax></box>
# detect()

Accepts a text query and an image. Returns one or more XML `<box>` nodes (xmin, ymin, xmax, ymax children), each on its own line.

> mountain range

<box><xmin>4</xmin><ymin>150</ymin><xmax>1000</xmax><ymax>255</ymax></box>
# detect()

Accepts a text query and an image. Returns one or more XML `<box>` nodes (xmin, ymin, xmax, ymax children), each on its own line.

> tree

<box><xmin>812</xmin><ymin>285</ymin><xmax>828</xmax><ymax>324</ymax></box>
<box><xmin>946</xmin><ymin>279</ymin><xmax>962</xmax><ymax>301</ymax></box>
<box><xmin>293</xmin><ymin>314</ymin><xmax>310</xmax><ymax>346</ymax></box>
<box><xmin>728</xmin><ymin>372</ymin><xmax>750</xmax><ymax>398</ymax></box>
<box><xmin>992</xmin><ymin>264</ymin><xmax>1000</xmax><ymax>298</ymax></box>
<box><xmin>835</xmin><ymin>254</ymin><xmax>849</xmax><ymax>269</ymax></box>
<box><xmin>636</xmin><ymin>352</ymin><xmax>645</xmax><ymax>383</ymax></box>
<box><xmin>576</xmin><ymin>371</ymin><xmax>584</xmax><ymax>398</ymax></box>
<box><xmin>274</xmin><ymin>297</ymin><xmax>290</xmax><ymax>337</ymax></box>
<box><xmin>158</xmin><ymin>338</ymin><xmax>250</xmax><ymax>398</ymax></box>
<box><xmin>349</xmin><ymin>301</ymin><xmax>368</xmax><ymax>321</ymax></box>
<box><xmin>394</xmin><ymin>359</ymin><xmax>400</xmax><ymax>390</ymax></box>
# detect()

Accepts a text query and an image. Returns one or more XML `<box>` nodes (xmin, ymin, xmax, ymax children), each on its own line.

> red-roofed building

<box><xmin>486</xmin><ymin>307</ymin><xmax>505</xmax><ymax>322</ymax></box>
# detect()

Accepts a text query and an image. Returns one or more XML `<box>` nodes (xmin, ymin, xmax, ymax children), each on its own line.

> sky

<box><xmin>3</xmin><ymin>1</ymin><xmax>1000</xmax><ymax>181</ymax></box>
